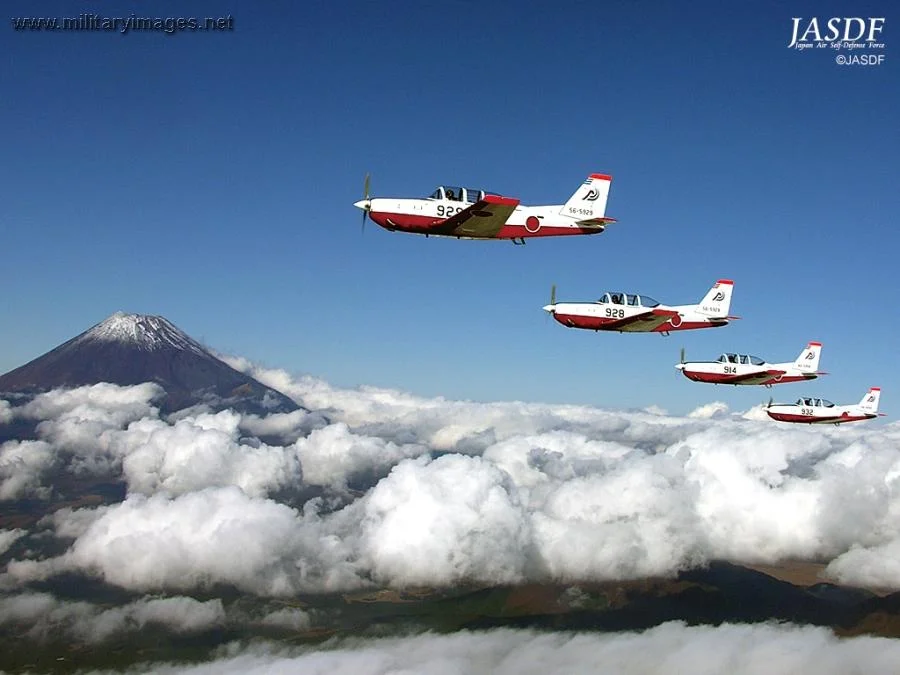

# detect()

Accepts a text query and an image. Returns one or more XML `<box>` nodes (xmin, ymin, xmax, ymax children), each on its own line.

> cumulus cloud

<box><xmin>116</xmin><ymin>411</ymin><xmax>303</xmax><ymax>497</ymax></box>
<box><xmin>141</xmin><ymin>623</ymin><xmax>900</xmax><ymax>675</ymax></box>
<box><xmin>5</xmin><ymin>361</ymin><xmax>900</xmax><ymax>599</ymax></box>
<box><xmin>0</xmin><ymin>399</ymin><xmax>13</xmax><ymax>424</ymax></box>
<box><xmin>688</xmin><ymin>401</ymin><xmax>729</xmax><ymax>419</ymax></box>
<box><xmin>0</xmin><ymin>439</ymin><xmax>54</xmax><ymax>499</ymax></box>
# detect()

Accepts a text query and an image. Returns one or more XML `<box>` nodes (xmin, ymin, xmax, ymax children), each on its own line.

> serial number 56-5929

<box><xmin>568</xmin><ymin>207</ymin><xmax>593</xmax><ymax>216</ymax></box>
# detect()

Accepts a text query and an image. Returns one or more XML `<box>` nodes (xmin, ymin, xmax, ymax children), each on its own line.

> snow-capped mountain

<box><xmin>0</xmin><ymin>312</ymin><xmax>300</xmax><ymax>414</ymax></box>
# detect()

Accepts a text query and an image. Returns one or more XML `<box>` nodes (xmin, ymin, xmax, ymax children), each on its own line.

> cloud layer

<box><xmin>1</xmin><ymin>366</ymin><xmax>900</xmax><ymax>600</ymax></box>
<box><xmin>136</xmin><ymin>623</ymin><xmax>900</xmax><ymax>675</ymax></box>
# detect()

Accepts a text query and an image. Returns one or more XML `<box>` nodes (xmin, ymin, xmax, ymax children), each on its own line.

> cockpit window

<box><xmin>609</xmin><ymin>293</ymin><xmax>624</xmax><ymax>305</ymax></box>
<box><xmin>428</xmin><ymin>188</ymin><xmax>442</xmax><ymax>199</ymax></box>
<box><xmin>717</xmin><ymin>355</ymin><xmax>727</xmax><ymax>363</ymax></box>
<box><xmin>463</xmin><ymin>187</ymin><xmax>483</xmax><ymax>203</ymax></box>
<box><xmin>626</xmin><ymin>294</ymin><xmax>639</xmax><ymax>306</ymax></box>
<box><xmin>597</xmin><ymin>293</ymin><xmax>611</xmax><ymax>304</ymax></box>
<box><xmin>749</xmin><ymin>356</ymin><xmax>765</xmax><ymax>366</ymax></box>
<box><xmin>443</xmin><ymin>186</ymin><xmax>463</xmax><ymax>201</ymax></box>
<box><xmin>819</xmin><ymin>399</ymin><xmax>834</xmax><ymax>407</ymax></box>
<box><xmin>638</xmin><ymin>295</ymin><xmax>660</xmax><ymax>308</ymax></box>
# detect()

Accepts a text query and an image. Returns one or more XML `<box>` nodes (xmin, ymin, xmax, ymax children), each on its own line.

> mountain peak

<box><xmin>0</xmin><ymin>313</ymin><xmax>302</xmax><ymax>415</ymax></box>
<box><xmin>80</xmin><ymin>312</ymin><xmax>207</xmax><ymax>355</ymax></box>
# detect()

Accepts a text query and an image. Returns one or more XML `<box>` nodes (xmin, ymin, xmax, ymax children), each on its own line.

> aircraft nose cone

<box><xmin>542</xmin><ymin>304</ymin><xmax>555</xmax><ymax>313</ymax></box>
<box><xmin>675</xmin><ymin>363</ymin><xmax>685</xmax><ymax>370</ymax></box>
<box><xmin>354</xmin><ymin>199</ymin><xmax>370</xmax><ymax>211</ymax></box>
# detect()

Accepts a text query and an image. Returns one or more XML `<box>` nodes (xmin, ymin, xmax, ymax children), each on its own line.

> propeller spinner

<box><xmin>543</xmin><ymin>284</ymin><xmax>557</xmax><ymax>314</ymax></box>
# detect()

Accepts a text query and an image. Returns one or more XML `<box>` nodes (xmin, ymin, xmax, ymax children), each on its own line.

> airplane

<box><xmin>542</xmin><ymin>280</ymin><xmax>738</xmax><ymax>336</ymax></box>
<box><xmin>675</xmin><ymin>342</ymin><xmax>826</xmax><ymax>387</ymax></box>
<box><xmin>765</xmin><ymin>387</ymin><xmax>885</xmax><ymax>425</ymax></box>
<box><xmin>352</xmin><ymin>172</ymin><xmax>616</xmax><ymax>244</ymax></box>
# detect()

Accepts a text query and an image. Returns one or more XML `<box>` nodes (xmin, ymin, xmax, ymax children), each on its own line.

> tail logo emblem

<box><xmin>712</xmin><ymin>292</ymin><xmax>725</xmax><ymax>302</ymax></box>
<box><xmin>805</xmin><ymin>352</ymin><xmax>815</xmax><ymax>360</ymax></box>
<box><xmin>582</xmin><ymin>188</ymin><xmax>600</xmax><ymax>201</ymax></box>
<box><xmin>867</xmin><ymin>395</ymin><xmax>875</xmax><ymax>402</ymax></box>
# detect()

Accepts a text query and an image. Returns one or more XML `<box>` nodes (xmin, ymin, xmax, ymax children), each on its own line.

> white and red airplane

<box><xmin>542</xmin><ymin>280</ymin><xmax>737</xmax><ymax>335</ymax></box>
<box><xmin>352</xmin><ymin>173</ymin><xmax>616</xmax><ymax>244</ymax></box>
<box><xmin>676</xmin><ymin>342</ymin><xmax>826</xmax><ymax>387</ymax></box>
<box><xmin>766</xmin><ymin>387</ymin><xmax>885</xmax><ymax>425</ymax></box>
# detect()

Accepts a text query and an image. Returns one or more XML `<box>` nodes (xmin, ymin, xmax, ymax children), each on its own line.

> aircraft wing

<box><xmin>717</xmin><ymin>369</ymin><xmax>788</xmax><ymax>386</ymax></box>
<box><xmin>606</xmin><ymin>308</ymin><xmax>680</xmax><ymax>332</ymax></box>
<box><xmin>432</xmin><ymin>195</ymin><xmax>520</xmax><ymax>237</ymax></box>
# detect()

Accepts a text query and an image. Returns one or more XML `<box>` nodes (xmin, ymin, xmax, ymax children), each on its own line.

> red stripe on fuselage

<box><xmin>552</xmin><ymin>314</ymin><xmax>726</xmax><ymax>332</ymax></box>
<box><xmin>766</xmin><ymin>411</ymin><xmax>873</xmax><ymax>424</ymax></box>
<box><xmin>368</xmin><ymin>211</ymin><xmax>606</xmax><ymax>238</ymax></box>
<box><xmin>680</xmin><ymin>371</ymin><xmax>812</xmax><ymax>385</ymax></box>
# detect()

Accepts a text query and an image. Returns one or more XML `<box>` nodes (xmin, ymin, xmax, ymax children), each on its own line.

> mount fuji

<box><xmin>0</xmin><ymin>312</ymin><xmax>300</xmax><ymax>414</ymax></box>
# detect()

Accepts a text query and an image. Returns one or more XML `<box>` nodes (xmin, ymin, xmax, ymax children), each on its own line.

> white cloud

<box><xmin>0</xmin><ymin>592</ymin><xmax>224</xmax><ymax>643</ymax></box>
<box><xmin>116</xmin><ymin>411</ymin><xmax>303</xmax><ymax>497</ymax></box>
<box><xmin>6</xmin><ymin>363</ymin><xmax>900</xmax><ymax>596</ymax></box>
<box><xmin>0</xmin><ymin>399</ymin><xmax>13</xmax><ymax>424</ymax></box>
<box><xmin>0</xmin><ymin>528</ymin><xmax>26</xmax><ymax>556</ymax></box>
<box><xmin>138</xmin><ymin>623</ymin><xmax>900</xmax><ymax>675</ymax></box>
<box><xmin>688</xmin><ymin>401</ymin><xmax>729</xmax><ymax>419</ymax></box>
<box><xmin>0</xmin><ymin>439</ymin><xmax>54</xmax><ymax>500</ymax></box>
<box><xmin>360</xmin><ymin>454</ymin><xmax>530</xmax><ymax>586</ymax></box>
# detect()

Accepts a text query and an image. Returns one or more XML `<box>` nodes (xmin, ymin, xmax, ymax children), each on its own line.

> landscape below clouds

<box><xmin>2</xmin><ymin>356</ymin><xmax>900</xmax><ymax>671</ymax></box>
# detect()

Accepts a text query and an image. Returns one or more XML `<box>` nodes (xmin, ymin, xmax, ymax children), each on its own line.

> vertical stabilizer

<box><xmin>696</xmin><ymin>280</ymin><xmax>734</xmax><ymax>318</ymax></box>
<box><xmin>859</xmin><ymin>387</ymin><xmax>881</xmax><ymax>414</ymax></box>
<box><xmin>560</xmin><ymin>173</ymin><xmax>612</xmax><ymax>220</ymax></box>
<box><xmin>794</xmin><ymin>342</ymin><xmax>822</xmax><ymax>372</ymax></box>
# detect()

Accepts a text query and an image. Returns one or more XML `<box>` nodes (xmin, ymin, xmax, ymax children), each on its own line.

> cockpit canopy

<box><xmin>427</xmin><ymin>186</ymin><xmax>488</xmax><ymax>203</ymax></box>
<box><xmin>596</xmin><ymin>292</ymin><xmax>660</xmax><ymax>308</ymax></box>
<box><xmin>795</xmin><ymin>397</ymin><xmax>835</xmax><ymax>407</ymax></box>
<box><xmin>716</xmin><ymin>353</ymin><xmax>766</xmax><ymax>366</ymax></box>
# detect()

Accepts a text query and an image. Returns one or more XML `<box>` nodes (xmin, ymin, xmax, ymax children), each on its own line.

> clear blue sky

<box><xmin>3</xmin><ymin>0</ymin><xmax>897</xmax><ymax>415</ymax></box>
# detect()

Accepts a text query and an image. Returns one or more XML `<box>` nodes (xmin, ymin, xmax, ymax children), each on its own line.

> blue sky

<box><xmin>3</xmin><ymin>0</ymin><xmax>898</xmax><ymax>416</ymax></box>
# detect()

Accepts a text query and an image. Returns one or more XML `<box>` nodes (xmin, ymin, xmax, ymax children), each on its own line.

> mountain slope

<box><xmin>0</xmin><ymin>312</ymin><xmax>300</xmax><ymax>414</ymax></box>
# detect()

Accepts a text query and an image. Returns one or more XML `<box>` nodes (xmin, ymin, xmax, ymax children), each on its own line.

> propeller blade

<box><xmin>680</xmin><ymin>347</ymin><xmax>685</xmax><ymax>364</ymax></box>
<box><xmin>767</xmin><ymin>396</ymin><xmax>773</xmax><ymax>408</ymax></box>
<box><xmin>363</xmin><ymin>172</ymin><xmax>371</xmax><ymax>201</ymax></box>
<box><xmin>550</xmin><ymin>284</ymin><xmax>556</xmax><ymax>306</ymax></box>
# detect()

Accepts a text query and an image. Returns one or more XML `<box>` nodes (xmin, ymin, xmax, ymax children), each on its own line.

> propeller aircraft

<box><xmin>542</xmin><ymin>280</ymin><xmax>737</xmax><ymax>336</ymax></box>
<box><xmin>676</xmin><ymin>342</ymin><xmax>825</xmax><ymax>387</ymax></box>
<box><xmin>766</xmin><ymin>387</ymin><xmax>885</xmax><ymax>425</ymax></box>
<box><xmin>353</xmin><ymin>173</ymin><xmax>616</xmax><ymax>244</ymax></box>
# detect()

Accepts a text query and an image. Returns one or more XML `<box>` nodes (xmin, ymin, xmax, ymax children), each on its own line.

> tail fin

<box><xmin>696</xmin><ymin>280</ymin><xmax>734</xmax><ymax>318</ymax></box>
<box><xmin>560</xmin><ymin>173</ymin><xmax>612</xmax><ymax>220</ymax></box>
<box><xmin>793</xmin><ymin>342</ymin><xmax>822</xmax><ymax>373</ymax></box>
<box><xmin>859</xmin><ymin>387</ymin><xmax>881</xmax><ymax>414</ymax></box>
